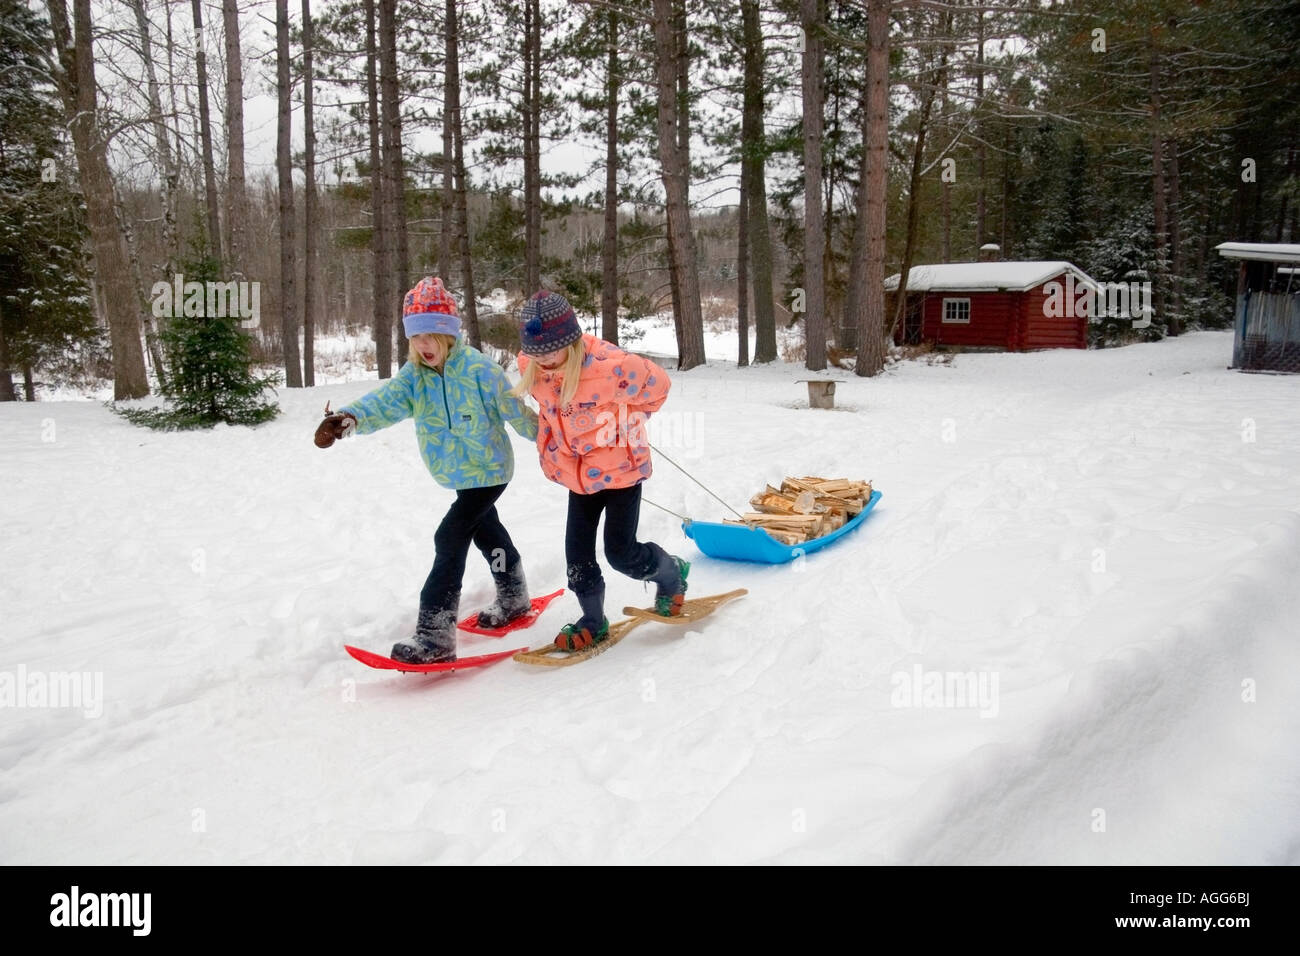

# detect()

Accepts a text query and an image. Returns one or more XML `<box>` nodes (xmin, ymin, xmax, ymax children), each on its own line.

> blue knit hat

<box><xmin>519</xmin><ymin>290</ymin><xmax>582</xmax><ymax>354</ymax></box>
<box><xmin>402</xmin><ymin>276</ymin><xmax>461</xmax><ymax>337</ymax></box>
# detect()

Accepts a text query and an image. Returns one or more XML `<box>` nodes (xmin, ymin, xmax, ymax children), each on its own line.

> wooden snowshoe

<box><xmin>512</xmin><ymin>616</ymin><xmax>648</xmax><ymax>667</ymax></box>
<box><xmin>512</xmin><ymin>589</ymin><xmax>749</xmax><ymax>667</ymax></box>
<box><xmin>621</xmin><ymin>588</ymin><xmax>749</xmax><ymax>626</ymax></box>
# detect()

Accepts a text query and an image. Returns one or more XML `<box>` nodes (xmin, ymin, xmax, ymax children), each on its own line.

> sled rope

<box><xmin>642</xmin><ymin>496</ymin><xmax>691</xmax><ymax>523</ymax></box>
<box><xmin>649</xmin><ymin>442</ymin><xmax>745</xmax><ymax>520</ymax></box>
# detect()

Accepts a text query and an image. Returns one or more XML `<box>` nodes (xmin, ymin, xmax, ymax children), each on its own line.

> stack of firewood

<box><xmin>723</xmin><ymin>477</ymin><xmax>872</xmax><ymax>546</ymax></box>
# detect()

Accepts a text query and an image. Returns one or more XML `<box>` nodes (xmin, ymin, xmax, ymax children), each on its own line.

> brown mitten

<box><xmin>314</xmin><ymin>402</ymin><xmax>357</xmax><ymax>448</ymax></box>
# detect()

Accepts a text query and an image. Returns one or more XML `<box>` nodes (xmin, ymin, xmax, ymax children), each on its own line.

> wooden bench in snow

<box><xmin>796</xmin><ymin>379</ymin><xmax>837</xmax><ymax>408</ymax></box>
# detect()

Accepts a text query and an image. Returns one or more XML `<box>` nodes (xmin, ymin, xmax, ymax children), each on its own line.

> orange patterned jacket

<box><xmin>518</xmin><ymin>335</ymin><xmax>671</xmax><ymax>495</ymax></box>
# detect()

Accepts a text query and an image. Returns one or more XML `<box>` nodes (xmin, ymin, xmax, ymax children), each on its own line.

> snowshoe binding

<box><xmin>652</xmin><ymin>555</ymin><xmax>690</xmax><ymax>617</ymax></box>
<box><xmin>391</xmin><ymin>601</ymin><xmax>459</xmax><ymax>665</ymax></box>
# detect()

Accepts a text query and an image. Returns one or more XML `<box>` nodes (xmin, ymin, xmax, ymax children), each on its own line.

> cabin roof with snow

<box><xmin>883</xmin><ymin>261</ymin><xmax>1100</xmax><ymax>294</ymax></box>
<box><xmin>1216</xmin><ymin>242</ymin><xmax>1300</xmax><ymax>264</ymax></box>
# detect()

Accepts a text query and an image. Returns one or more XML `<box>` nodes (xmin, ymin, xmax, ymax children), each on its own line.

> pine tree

<box><xmin>117</xmin><ymin>228</ymin><xmax>279</xmax><ymax>429</ymax></box>
<box><xmin>0</xmin><ymin>0</ymin><xmax>99</xmax><ymax>400</ymax></box>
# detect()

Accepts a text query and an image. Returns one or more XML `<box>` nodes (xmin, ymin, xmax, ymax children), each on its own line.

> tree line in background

<box><xmin>1</xmin><ymin>0</ymin><xmax>1297</xmax><ymax>403</ymax></box>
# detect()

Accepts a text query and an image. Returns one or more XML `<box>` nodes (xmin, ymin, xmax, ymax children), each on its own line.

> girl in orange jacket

<box><xmin>512</xmin><ymin>291</ymin><xmax>689</xmax><ymax>650</ymax></box>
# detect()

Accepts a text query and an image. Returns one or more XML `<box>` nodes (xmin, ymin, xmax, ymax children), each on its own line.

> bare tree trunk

<box><xmin>379</xmin><ymin>0</ymin><xmax>408</xmax><ymax>361</ymax></box>
<box><xmin>222</xmin><ymin>0</ymin><xmax>249</xmax><ymax>273</ymax></box>
<box><xmin>666</xmin><ymin>236</ymin><xmax>683</xmax><ymax>345</ymax></box>
<box><xmin>165</xmin><ymin>2</ymin><xmax>184</xmax><ymax>190</ymax></box>
<box><xmin>524</xmin><ymin>0</ymin><xmax>542</xmax><ymax>294</ymax></box>
<box><xmin>113</xmin><ymin>178</ymin><xmax>164</xmax><ymax>385</ymax></box>
<box><xmin>70</xmin><ymin>0</ymin><xmax>158</xmax><ymax>390</ymax></box>
<box><xmin>890</xmin><ymin>153</ymin><xmax>922</xmax><ymax>338</ymax></box>
<box><xmin>1149</xmin><ymin>36</ymin><xmax>1168</xmax><ymax>333</ymax></box>
<box><xmin>935</xmin><ymin>15</ymin><xmax>954</xmax><ymax>270</ymax></box>
<box><xmin>1196</xmin><ymin>190</ymin><xmax>1213</xmax><ymax>278</ymax></box>
<box><xmin>975</xmin><ymin>9</ymin><xmax>985</xmax><ymax>244</ymax></box>
<box><xmin>47</xmin><ymin>0</ymin><xmax>149</xmax><ymax>399</ymax></box>
<box><xmin>601</xmin><ymin>9</ymin><xmax>620</xmax><ymax>345</ymax></box>
<box><xmin>447</xmin><ymin>0</ymin><xmax>480</xmax><ymax>348</ymax></box>
<box><xmin>737</xmin><ymin>162</ymin><xmax>750</xmax><ymax>367</ymax></box>
<box><xmin>940</xmin><ymin>83</ymin><xmax>950</xmax><ymax>262</ymax></box>
<box><xmin>0</xmin><ymin>300</ymin><xmax>15</xmax><ymax>401</ymax></box>
<box><xmin>111</xmin><ymin>9</ymin><xmax>165</xmax><ymax>384</ymax></box>
<box><xmin>344</xmin><ymin>257</ymin><xmax>353</xmax><ymax>321</ymax></box>
<box><xmin>826</xmin><ymin>52</ymin><xmax>841</xmax><ymax>350</ymax></box>
<box><xmin>1166</xmin><ymin>139</ymin><xmax>1183</xmax><ymax>336</ymax></box>
<box><xmin>439</xmin><ymin>1</ymin><xmax>454</xmax><ymax>286</ymax></box>
<box><xmin>302</xmin><ymin>0</ymin><xmax>317</xmax><ymax>385</ymax></box>
<box><xmin>127</xmin><ymin>0</ymin><xmax>179</xmax><ymax>276</ymax></box>
<box><xmin>439</xmin><ymin>126</ymin><xmax>453</xmax><ymax>282</ymax></box>
<box><xmin>532</xmin><ymin>1</ymin><xmax>543</xmax><ymax>293</ymax></box>
<box><xmin>658</xmin><ymin>0</ymin><xmax>688</xmax><ymax>354</ymax></box>
<box><xmin>1000</xmin><ymin>118</ymin><xmax>1010</xmax><ymax>253</ymax></box>
<box><xmin>894</xmin><ymin>10</ymin><xmax>953</xmax><ymax>339</ymax></box>
<box><xmin>651</xmin><ymin>0</ymin><xmax>705</xmax><ymax>370</ymax></box>
<box><xmin>366</xmin><ymin>0</ymin><xmax>390</xmax><ymax>375</ymax></box>
<box><xmin>1281</xmin><ymin>145</ymin><xmax>1296</xmax><ymax>241</ymax></box>
<box><xmin>801</xmin><ymin>0</ymin><xmax>826</xmax><ymax>371</ymax></box>
<box><xmin>22</xmin><ymin>364</ymin><xmax>35</xmax><ymax>402</ymax></box>
<box><xmin>668</xmin><ymin>0</ymin><xmax>689</xmax><ymax>339</ymax></box>
<box><xmin>191</xmin><ymin>0</ymin><xmax>223</xmax><ymax>262</ymax></box>
<box><xmin>846</xmin><ymin>63</ymin><xmax>871</xmax><ymax>366</ymax></box>
<box><xmin>891</xmin><ymin>63</ymin><xmax>943</xmax><ymax>337</ymax></box>
<box><xmin>1276</xmin><ymin>147</ymin><xmax>1293</xmax><ymax>242</ymax></box>
<box><xmin>854</xmin><ymin>0</ymin><xmax>889</xmax><ymax>378</ymax></box>
<box><xmin>276</xmin><ymin>0</ymin><xmax>302</xmax><ymax>386</ymax></box>
<box><xmin>177</xmin><ymin>4</ymin><xmax>202</xmax><ymax>194</ymax></box>
<box><xmin>741</xmin><ymin>0</ymin><xmax>776</xmax><ymax>363</ymax></box>
<box><xmin>453</xmin><ymin>129</ymin><xmax>479</xmax><ymax>349</ymax></box>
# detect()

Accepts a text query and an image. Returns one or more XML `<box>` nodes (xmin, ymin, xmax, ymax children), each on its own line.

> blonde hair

<box><xmin>409</xmin><ymin>333</ymin><xmax>458</xmax><ymax>369</ymax></box>
<box><xmin>510</xmin><ymin>341</ymin><xmax>585</xmax><ymax>405</ymax></box>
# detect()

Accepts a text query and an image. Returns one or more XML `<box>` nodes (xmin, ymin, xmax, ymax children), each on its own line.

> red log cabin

<box><xmin>885</xmin><ymin>260</ymin><xmax>1099</xmax><ymax>350</ymax></box>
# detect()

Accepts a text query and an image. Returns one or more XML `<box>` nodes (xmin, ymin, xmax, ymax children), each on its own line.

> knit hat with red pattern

<box><xmin>402</xmin><ymin>277</ymin><xmax>460</xmax><ymax>337</ymax></box>
<box><xmin>519</xmin><ymin>290</ymin><xmax>582</xmax><ymax>355</ymax></box>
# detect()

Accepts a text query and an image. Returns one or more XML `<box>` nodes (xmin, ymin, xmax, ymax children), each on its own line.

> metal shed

<box><xmin>1216</xmin><ymin>242</ymin><xmax>1300</xmax><ymax>373</ymax></box>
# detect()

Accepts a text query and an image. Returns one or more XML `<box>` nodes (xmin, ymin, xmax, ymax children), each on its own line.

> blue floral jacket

<box><xmin>341</xmin><ymin>342</ymin><xmax>538</xmax><ymax>490</ymax></box>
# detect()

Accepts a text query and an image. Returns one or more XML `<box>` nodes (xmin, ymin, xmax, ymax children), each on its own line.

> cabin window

<box><xmin>942</xmin><ymin>298</ymin><xmax>971</xmax><ymax>324</ymax></box>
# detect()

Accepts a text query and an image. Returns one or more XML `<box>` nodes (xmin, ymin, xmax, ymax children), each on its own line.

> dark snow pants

<box><xmin>420</xmin><ymin>483</ymin><xmax>522</xmax><ymax>611</ymax></box>
<box><xmin>564</xmin><ymin>483</ymin><xmax>667</xmax><ymax>594</ymax></box>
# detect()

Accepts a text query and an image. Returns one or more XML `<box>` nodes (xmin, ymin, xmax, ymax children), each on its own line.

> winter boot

<box><xmin>555</xmin><ymin>584</ymin><xmax>609</xmax><ymax>651</ymax></box>
<box><xmin>474</xmin><ymin>563</ymin><xmax>531</xmax><ymax>629</ymax></box>
<box><xmin>391</xmin><ymin>593</ymin><xmax>459</xmax><ymax>664</ymax></box>
<box><xmin>649</xmin><ymin>549</ymin><xmax>690</xmax><ymax>617</ymax></box>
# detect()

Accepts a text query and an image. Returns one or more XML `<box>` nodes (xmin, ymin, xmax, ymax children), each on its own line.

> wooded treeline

<box><xmin>2</xmin><ymin>0</ymin><xmax>1296</xmax><ymax>400</ymax></box>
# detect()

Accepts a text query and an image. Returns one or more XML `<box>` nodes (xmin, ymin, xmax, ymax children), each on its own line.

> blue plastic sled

<box><xmin>682</xmin><ymin>490</ymin><xmax>881</xmax><ymax>564</ymax></box>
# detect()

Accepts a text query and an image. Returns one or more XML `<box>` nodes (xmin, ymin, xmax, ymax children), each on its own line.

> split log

<box><xmin>729</xmin><ymin>476</ymin><xmax>870</xmax><ymax>546</ymax></box>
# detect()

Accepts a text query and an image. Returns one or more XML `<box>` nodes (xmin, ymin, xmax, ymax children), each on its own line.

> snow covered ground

<box><xmin>3</xmin><ymin>329</ymin><xmax>1299</xmax><ymax>864</ymax></box>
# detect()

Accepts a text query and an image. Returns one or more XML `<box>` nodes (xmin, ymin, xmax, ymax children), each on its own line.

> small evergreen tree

<box><xmin>117</xmin><ymin>229</ymin><xmax>280</xmax><ymax>429</ymax></box>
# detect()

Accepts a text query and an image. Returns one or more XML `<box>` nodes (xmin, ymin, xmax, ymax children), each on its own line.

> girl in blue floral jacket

<box><xmin>314</xmin><ymin>277</ymin><xmax>538</xmax><ymax>663</ymax></box>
